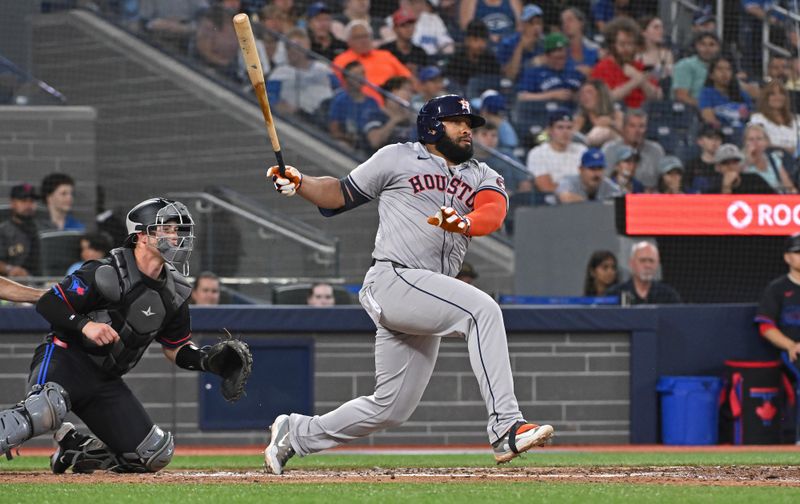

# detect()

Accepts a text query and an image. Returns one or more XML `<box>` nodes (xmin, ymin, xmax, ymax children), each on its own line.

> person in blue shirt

<box><xmin>560</xmin><ymin>7</ymin><xmax>599</xmax><ymax>77</ymax></box>
<box><xmin>327</xmin><ymin>61</ymin><xmax>381</xmax><ymax>151</ymax></box>
<box><xmin>698</xmin><ymin>56</ymin><xmax>753</xmax><ymax>130</ymax></box>
<box><xmin>459</xmin><ymin>0</ymin><xmax>523</xmax><ymax>44</ymax></box>
<box><xmin>516</xmin><ymin>32</ymin><xmax>584</xmax><ymax>104</ymax></box>
<box><xmin>496</xmin><ymin>4</ymin><xmax>544</xmax><ymax>82</ymax></box>
<box><xmin>39</xmin><ymin>173</ymin><xmax>85</xmax><ymax>232</ymax></box>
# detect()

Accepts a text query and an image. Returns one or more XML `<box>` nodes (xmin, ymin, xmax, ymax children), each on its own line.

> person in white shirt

<box><xmin>268</xmin><ymin>28</ymin><xmax>334</xmax><ymax>116</ymax></box>
<box><xmin>749</xmin><ymin>80</ymin><xmax>800</xmax><ymax>158</ymax></box>
<box><xmin>526</xmin><ymin>109</ymin><xmax>587</xmax><ymax>192</ymax></box>
<box><xmin>380</xmin><ymin>0</ymin><xmax>455</xmax><ymax>56</ymax></box>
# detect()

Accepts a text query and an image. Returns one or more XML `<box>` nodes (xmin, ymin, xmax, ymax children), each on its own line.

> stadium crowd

<box><xmin>55</xmin><ymin>0</ymin><xmax>800</xmax><ymax>203</ymax></box>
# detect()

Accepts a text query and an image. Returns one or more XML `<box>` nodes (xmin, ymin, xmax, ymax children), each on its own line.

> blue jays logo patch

<box><xmin>67</xmin><ymin>276</ymin><xmax>88</xmax><ymax>296</ymax></box>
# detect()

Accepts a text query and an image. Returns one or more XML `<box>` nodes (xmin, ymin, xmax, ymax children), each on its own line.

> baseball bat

<box><xmin>233</xmin><ymin>12</ymin><xmax>286</xmax><ymax>177</ymax></box>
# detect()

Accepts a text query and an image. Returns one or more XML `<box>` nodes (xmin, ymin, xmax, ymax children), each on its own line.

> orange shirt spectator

<box><xmin>333</xmin><ymin>20</ymin><xmax>412</xmax><ymax>105</ymax></box>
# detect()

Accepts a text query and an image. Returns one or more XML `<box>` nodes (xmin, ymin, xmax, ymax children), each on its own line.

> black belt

<box><xmin>370</xmin><ymin>258</ymin><xmax>411</xmax><ymax>269</ymax></box>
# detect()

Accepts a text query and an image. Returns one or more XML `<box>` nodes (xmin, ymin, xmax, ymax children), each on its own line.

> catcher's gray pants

<box><xmin>288</xmin><ymin>261</ymin><xmax>524</xmax><ymax>456</ymax></box>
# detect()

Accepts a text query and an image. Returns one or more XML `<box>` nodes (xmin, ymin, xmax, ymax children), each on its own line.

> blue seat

<box><xmin>644</xmin><ymin>100</ymin><xmax>699</xmax><ymax>155</ymax></box>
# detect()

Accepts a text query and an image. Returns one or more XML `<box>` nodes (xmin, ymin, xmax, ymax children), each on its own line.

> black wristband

<box><xmin>175</xmin><ymin>344</ymin><xmax>208</xmax><ymax>371</ymax></box>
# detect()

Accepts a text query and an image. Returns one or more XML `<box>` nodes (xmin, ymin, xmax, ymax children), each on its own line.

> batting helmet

<box><xmin>417</xmin><ymin>94</ymin><xmax>486</xmax><ymax>144</ymax></box>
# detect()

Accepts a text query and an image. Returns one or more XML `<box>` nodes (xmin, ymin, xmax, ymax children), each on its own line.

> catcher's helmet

<box><xmin>125</xmin><ymin>198</ymin><xmax>194</xmax><ymax>275</ymax></box>
<box><xmin>416</xmin><ymin>94</ymin><xmax>486</xmax><ymax>144</ymax></box>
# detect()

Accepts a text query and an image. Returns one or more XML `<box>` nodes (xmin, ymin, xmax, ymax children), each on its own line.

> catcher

<box><xmin>0</xmin><ymin>198</ymin><xmax>252</xmax><ymax>473</ymax></box>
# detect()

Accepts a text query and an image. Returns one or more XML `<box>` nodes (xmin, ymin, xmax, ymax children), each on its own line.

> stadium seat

<box><xmin>644</xmin><ymin>100</ymin><xmax>699</xmax><ymax>156</ymax></box>
<box><xmin>272</xmin><ymin>284</ymin><xmax>354</xmax><ymax>305</ymax></box>
<box><xmin>39</xmin><ymin>230</ymin><xmax>82</xmax><ymax>276</ymax></box>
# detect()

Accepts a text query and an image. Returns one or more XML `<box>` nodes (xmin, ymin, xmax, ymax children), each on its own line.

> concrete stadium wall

<box><xmin>0</xmin><ymin>106</ymin><xmax>97</xmax><ymax>222</ymax></box>
<box><xmin>0</xmin><ymin>304</ymin><xmax>771</xmax><ymax>448</ymax></box>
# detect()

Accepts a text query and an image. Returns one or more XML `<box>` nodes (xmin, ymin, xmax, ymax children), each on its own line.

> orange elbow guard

<box><xmin>465</xmin><ymin>190</ymin><xmax>507</xmax><ymax>236</ymax></box>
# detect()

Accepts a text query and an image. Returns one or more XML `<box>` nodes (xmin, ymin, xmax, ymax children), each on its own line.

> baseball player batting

<box><xmin>263</xmin><ymin>94</ymin><xmax>554</xmax><ymax>475</ymax></box>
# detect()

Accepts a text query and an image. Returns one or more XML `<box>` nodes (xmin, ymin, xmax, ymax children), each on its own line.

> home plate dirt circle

<box><xmin>1</xmin><ymin>466</ymin><xmax>800</xmax><ymax>486</ymax></box>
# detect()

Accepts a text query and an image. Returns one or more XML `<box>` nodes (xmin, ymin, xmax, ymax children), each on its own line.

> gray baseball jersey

<box><xmin>287</xmin><ymin>141</ymin><xmax>531</xmax><ymax>457</ymax></box>
<box><xmin>331</xmin><ymin>142</ymin><xmax>507</xmax><ymax>275</ymax></box>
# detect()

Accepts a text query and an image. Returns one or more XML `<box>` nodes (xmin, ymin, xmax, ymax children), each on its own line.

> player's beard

<box><xmin>436</xmin><ymin>134</ymin><xmax>473</xmax><ymax>165</ymax></box>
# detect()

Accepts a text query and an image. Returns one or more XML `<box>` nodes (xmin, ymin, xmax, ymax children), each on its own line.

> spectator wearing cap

<box><xmin>459</xmin><ymin>0</ymin><xmax>523</xmax><ymax>44</ymax></box>
<box><xmin>685</xmin><ymin>124</ymin><xmax>723</xmax><ymax>191</ymax></box>
<box><xmin>307</xmin><ymin>2</ymin><xmax>347</xmax><ymax>61</ymax></box>
<box><xmin>516</xmin><ymin>32</ymin><xmax>584</xmax><ymax>104</ymax></box>
<box><xmin>380</xmin><ymin>9</ymin><xmax>429</xmax><ymax>76</ymax></box>
<box><xmin>526</xmin><ymin>109</ymin><xmax>587</xmax><ymax>192</ymax></box>
<box><xmin>560</xmin><ymin>7</ymin><xmax>599</xmax><ymax>77</ymax></box>
<box><xmin>755</xmin><ymin>232</ymin><xmax>800</xmax><ymax>361</ymax></box>
<box><xmin>591</xmin><ymin>16</ymin><xmax>662</xmax><ymax>109</ymax></box>
<box><xmin>0</xmin><ymin>184</ymin><xmax>41</xmax><ymax>277</ymax></box>
<box><xmin>606</xmin><ymin>145</ymin><xmax>646</xmax><ymax>193</ymax></box>
<box><xmin>656</xmin><ymin>156</ymin><xmax>686</xmax><ymax>194</ymax></box>
<box><xmin>477</xmin><ymin>90</ymin><xmax>519</xmax><ymax>155</ymax></box>
<box><xmin>364</xmin><ymin>76</ymin><xmax>417</xmax><ymax>150</ymax></box>
<box><xmin>496</xmin><ymin>4</ymin><xmax>544</xmax><ymax>82</ymax></box>
<box><xmin>412</xmin><ymin>66</ymin><xmax>446</xmax><ymax>110</ymax></box>
<box><xmin>456</xmin><ymin>261</ymin><xmax>479</xmax><ymax>284</ymax></box>
<box><xmin>268</xmin><ymin>28</ymin><xmax>335</xmax><ymax>117</ymax></box>
<box><xmin>332</xmin><ymin>20</ymin><xmax>413</xmax><ymax>106</ymax></box>
<box><xmin>39</xmin><ymin>173</ymin><xmax>85</xmax><ymax>232</ymax></box>
<box><xmin>444</xmin><ymin>20</ymin><xmax>500</xmax><ymax>91</ymax></box>
<box><xmin>697</xmin><ymin>143</ymin><xmax>776</xmax><ymax>194</ymax></box>
<box><xmin>671</xmin><ymin>31</ymin><xmax>721</xmax><ymax>108</ymax></box>
<box><xmin>556</xmin><ymin>148</ymin><xmax>622</xmax><ymax>203</ymax></box>
<box><xmin>601</xmin><ymin>109</ymin><xmax>664</xmax><ymax>189</ymax></box>
<box><xmin>383</xmin><ymin>0</ymin><xmax>455</xmax><ymax>57</ymax></box>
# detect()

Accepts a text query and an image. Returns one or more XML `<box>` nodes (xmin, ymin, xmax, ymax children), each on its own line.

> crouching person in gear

<box><xmin>0</xmin><ymin>198</ymin><xmax>252</xmax><ymax>473</ymax></box>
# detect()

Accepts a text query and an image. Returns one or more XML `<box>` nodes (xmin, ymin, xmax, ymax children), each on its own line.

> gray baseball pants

<box><xmin>288</xmin><ymin>261</ymin><xmax>524</xmax><ymax>456</ymax></box>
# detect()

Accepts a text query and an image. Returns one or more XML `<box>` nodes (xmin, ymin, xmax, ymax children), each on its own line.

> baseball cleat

<box><xmin>50</xmin><ymin>422</ymin><xmax>81</xmax><ymax>474</ymax></box>
<box><xmin>492</xmin><ymin>421</ymin><xmax>554</xmax><ymax>463</ymax></box>
<box><xmin>264</xmin><ymin>414</ymin><xmax>295</xmax><ymax>475</ymax></box>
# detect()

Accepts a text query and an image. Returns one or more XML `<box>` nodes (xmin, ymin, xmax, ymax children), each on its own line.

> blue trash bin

<box><xmin>656</xmin><ymin>376</ymin><xmax>723</xmax><ymax>445</ymax></box>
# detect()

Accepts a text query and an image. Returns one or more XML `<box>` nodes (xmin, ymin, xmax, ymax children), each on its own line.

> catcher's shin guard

<box><xmin>0</xmin><ymin>382</ymin><xmax>70</xmax><ymax>458</ymax></box>
<box><xmin>116</xmin><ymin>425</ymin><xmax>174</xmax><ymax>473</ymax></box>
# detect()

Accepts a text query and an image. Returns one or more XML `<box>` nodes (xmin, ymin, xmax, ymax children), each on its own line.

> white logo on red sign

<box><xmin>727</xmin><ymin>201</ymin><xmax>753</xmax><ymax>229</ymax></box>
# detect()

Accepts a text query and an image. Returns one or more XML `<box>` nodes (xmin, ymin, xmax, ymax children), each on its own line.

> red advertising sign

<box><xmin>623</xmin><ymin>194</ymin><xmax>800</xmax><ymax>235</ymax></box>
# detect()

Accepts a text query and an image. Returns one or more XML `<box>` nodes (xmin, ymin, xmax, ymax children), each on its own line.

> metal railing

<box><xmin>167</xmin><ymin>188</ymin><xmax>340</xmax><ymax>275</ymax></box>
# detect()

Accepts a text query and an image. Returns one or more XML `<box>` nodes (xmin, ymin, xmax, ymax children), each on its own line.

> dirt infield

<box><xmin>1</xmin><ymin>466</ymin><xmax>800</xmax><ymax>486</ymax></box>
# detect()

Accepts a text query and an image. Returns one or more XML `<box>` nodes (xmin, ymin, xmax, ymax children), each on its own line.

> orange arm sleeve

<box><xmin>465</xmin><ymin>190</ymin><xmax>507</xmax><ymax>236</ymax></box>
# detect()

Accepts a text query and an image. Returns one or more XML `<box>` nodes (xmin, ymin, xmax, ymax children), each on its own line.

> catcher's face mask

<box><xmin>145</xmin><ymin>202</ymin><xmax>194</xmax><ymax>275</ymax></box>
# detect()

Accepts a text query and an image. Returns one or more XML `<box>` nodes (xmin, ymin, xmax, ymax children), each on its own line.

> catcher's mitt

<box><xmin>205</xmin><ymin>338</ymin><xmax>253</xmax><ymax>402</ymax></box>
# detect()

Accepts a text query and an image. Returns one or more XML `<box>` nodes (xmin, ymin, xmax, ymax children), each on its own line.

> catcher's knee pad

<box><xmin>0</xmin><ymin>382</ymin><xmax>70</xmax><ymax>455</ymax></box>
<box><xmin>117</xmin><ymin>425</ymin><xmax>174</xmax><ymax>473</ymax></box>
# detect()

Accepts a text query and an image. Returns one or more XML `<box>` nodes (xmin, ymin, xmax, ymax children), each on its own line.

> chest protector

<box><xmin>86</xmin><ymin>247</ymin><xmax>192</xmax><ymax>376</ymax></box>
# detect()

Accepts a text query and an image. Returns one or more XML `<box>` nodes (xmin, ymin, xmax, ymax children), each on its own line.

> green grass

<box><xmin>3</xmin><ymin>453</ymin><xmax>800</xmax><ymax>503</ymax></box>
<box><xmin>2</xmin><ymin>482</ymin><xmax>800</xmax><ymax>504</ymax></box>
<box><xmin>3</xmin><ymin>451</ymin><xmax>800</xmax><ymax>471</ymax></box>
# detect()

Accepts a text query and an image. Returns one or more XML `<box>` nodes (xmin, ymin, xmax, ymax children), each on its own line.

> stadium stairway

<box><xmin>29</xmin><ymin>11</ymin><xmax>513</xmax><ymax>294</ymax></box>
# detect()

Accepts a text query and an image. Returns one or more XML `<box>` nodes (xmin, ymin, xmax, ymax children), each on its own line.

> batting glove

<box><xmin>267</xmin><ymin>165</ymin><xmax>303</xmax><ymax>196</ymax></box>
<box><xmin>427</xmin><ymin>206</ymin><xmax>471</xmax><ymax>235</ymax></box>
